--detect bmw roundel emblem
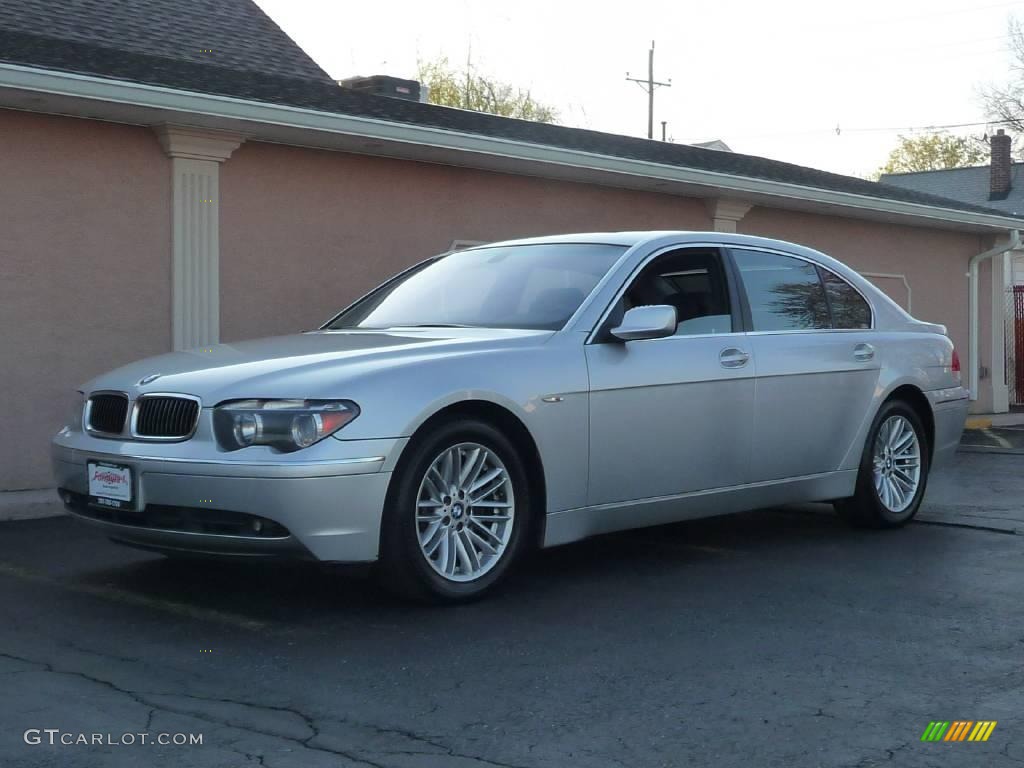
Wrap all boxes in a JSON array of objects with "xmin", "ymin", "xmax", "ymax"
[{"xmin": 138, "ymin": 374, "xmax": 162, "ymax": 386}]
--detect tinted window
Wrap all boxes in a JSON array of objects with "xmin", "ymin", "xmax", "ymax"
[
  {"xmin": 621, "ymin": 249, "xmax": 732, "ymax": 336},
  {"xmin": 821, "ymin": 269, "xmax": 871, "ymax": 329},
  {"xmin": 327, "ymin": 243, "xmax": 625, "ymax": 331},
  {"xmin": 734, "ymin": 250, "xmax": 829, "ymax": 331}
]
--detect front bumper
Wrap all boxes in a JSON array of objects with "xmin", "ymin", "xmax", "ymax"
[{"xmin": 51, "ymin": 433, "xmax": 406, "ymax": 562}]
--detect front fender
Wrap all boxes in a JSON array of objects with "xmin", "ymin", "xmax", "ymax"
[{"xmin": 334, "ymin": 336, "xmax": 591, "ymax": 514}]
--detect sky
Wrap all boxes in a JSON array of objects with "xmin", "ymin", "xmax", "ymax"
[{"xmin": 255, "ymin": 0, "xmax": 1024, "ymax": 178}]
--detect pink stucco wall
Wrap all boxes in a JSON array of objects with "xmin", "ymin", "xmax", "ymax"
[
  {"xmin": 219, "ymin": 142, "xmax": 710, "ymax": 341},
  {"xmin": 1, "ymin": 121, "xmax": 1004, "ymax": 493},
  {"xmin": 0, "ymin": 110, "xmax": 171, "ymax": 490},
  {"xmin": 739, "ymin": 208, "xmax": 992, "ymax": 409},
  {"xmin": 740, "ymin": 208, "xmax": 984, "ymax": 353},
  {"xmin": 221, "ymin": 141, "xmax": 993, "ymax": 403}
]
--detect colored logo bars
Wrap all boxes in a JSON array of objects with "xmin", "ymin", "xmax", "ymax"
[{"xmin": 921, "ymin": 721, "xmax": 997, "ymax": 742}]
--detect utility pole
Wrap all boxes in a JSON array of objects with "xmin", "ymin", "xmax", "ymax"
[{"xmin": 626, "ymin": 41, "xmax": 671, "ymax": 139}]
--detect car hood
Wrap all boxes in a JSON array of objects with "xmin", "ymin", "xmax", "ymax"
[{"xmin": 84, "ymin": 328, "xmax": 553, "ymax": 403}]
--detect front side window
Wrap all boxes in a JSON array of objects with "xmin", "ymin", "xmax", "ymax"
[
  {"xmin": 820, "ymin": 269, "xmax": 872, "ymax": 329},
  {"xmin": 617, "ymin": 248, "xmax": 734, "ymax": 336},
  {"xmin": 734, "ymin": 250, "xmax": 830, "ymax": 332},
  {"xmin": 327, "ymin": 243, "xmax": 626, "ymax": 331}
]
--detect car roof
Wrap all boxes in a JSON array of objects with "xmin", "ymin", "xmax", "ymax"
[{"xmin": 471, "ymin": 231, "xmax": 822, "ymax": 252}]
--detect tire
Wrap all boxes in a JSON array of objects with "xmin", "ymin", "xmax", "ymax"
[
  {"xmin": 377, "ymin": 417, "xmax": 531, "ymax": 603},
  {"xmin": 835, "ymin": 399, "xmax": 930, "ymax": 529}
]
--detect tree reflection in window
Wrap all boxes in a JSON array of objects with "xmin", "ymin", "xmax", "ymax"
[
  {"xmin": 735, "ymin": 250, "xmax": 830, "ymax": 331},
  {"xmin": 820, "ymin": 269, "xmax": 871, "ymax": 329}
]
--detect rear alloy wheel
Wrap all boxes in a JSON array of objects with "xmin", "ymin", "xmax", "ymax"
[
  {"xmin": 871, "ymin": 415, "xmax": 922, "ymax": 514},
  {"xmin": 379, "ymin": 419, "xmax": 530, "ymax": 602},
  {"xmin": 836, "ymin": 400, "xmax": 930, "ymax": 528}
]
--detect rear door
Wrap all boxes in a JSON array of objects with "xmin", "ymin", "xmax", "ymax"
[{"xmin": 730, "ymin": 247, "xmax": 880, "ymax": 482}]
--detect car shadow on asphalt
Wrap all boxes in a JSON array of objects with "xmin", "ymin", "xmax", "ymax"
[{"xmin": 52, "ymin": 504, "xmax": 893, "ymax": 628}]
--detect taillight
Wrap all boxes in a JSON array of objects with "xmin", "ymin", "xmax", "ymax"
[{"xmin": 951, "ymin": 348, "xmax": 961, "ymax": 374}]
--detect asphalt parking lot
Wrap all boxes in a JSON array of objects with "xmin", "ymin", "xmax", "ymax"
[{"xmin": 1, "ymin": 450, "xmax": 1022, "ymax": 768}]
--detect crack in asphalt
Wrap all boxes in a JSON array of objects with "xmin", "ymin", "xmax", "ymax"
[
  {"xmin": 839, "ymin": 741, "xmax": 910, "ymax": 768},
  {"xmin": 913, "ymin": 518, "xmax": 1019, "ymax": 535},
  {"xmin": 1003, "ymin": 741, "xmax": 1024, "ymax": 764},
  {"xmin": 0, "ymin": 650, "xmax": 534, "ymax": 768}
]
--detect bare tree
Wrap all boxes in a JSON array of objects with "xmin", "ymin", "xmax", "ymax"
[{"xmin": 982, "ymin": 18, "xmax": 1024, "ymax": 138}]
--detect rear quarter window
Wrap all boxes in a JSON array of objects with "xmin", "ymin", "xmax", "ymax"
[{"xmin": 820, "ymin": 269, "xmax": 872, "ymax": 329}]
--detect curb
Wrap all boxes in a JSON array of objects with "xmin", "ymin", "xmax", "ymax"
[
  {"xmin": 964, "ymin": 416, "xmax": 993, "ymax": 430},
  {"xmin": 958, "ymin": 444, "xmax": 1024, "ymax": 456},
  {"xmin": 0, "ymin": 489, "xmax": 66, "ymax": 522}
]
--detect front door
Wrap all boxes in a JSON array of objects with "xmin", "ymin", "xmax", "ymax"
[
  {"xmin": 586, "ymin": 247, "xmax": 755, "ymax": 506},
  {"xmin": 730, "ymin": 247, "xmax": 881, "ymax": 481}
]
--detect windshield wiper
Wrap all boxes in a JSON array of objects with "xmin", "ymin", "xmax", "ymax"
[{"xmin": 398, "ymin": 323, "xmax": 477, "ymax": 328}]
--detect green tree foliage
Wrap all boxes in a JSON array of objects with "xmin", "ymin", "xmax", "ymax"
[
  {"xmin": 875, "ymin": 132, "xmax": 987, "ymax": 177},
  {"xmin": 417, "ymin": 57, "xmax": 557, "ymax": 123}
]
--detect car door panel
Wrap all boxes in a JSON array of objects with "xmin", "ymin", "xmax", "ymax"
[
  {"xmin": 728, "ymin": 246, "xmax": 882, "ymax": 483},
  {"xmin": 586, "ymin": 335, "xmax": 755, "ymax": 506},
  {"xmin": 747, "ymin": 332, "xmax": 880, "ymax": 480}
]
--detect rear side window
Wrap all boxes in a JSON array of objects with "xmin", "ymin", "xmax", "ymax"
[
  {"xmin": 733, "ymin": 250, "xmax": 830, "ymax": 331},
  {"xmin": 820, "ymin": 269, "xmax": 871, "ymax": 329}
]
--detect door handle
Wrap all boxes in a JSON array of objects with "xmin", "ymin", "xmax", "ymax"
[
  {"xmin": 853, "ymin": 343, "xmax": 875, "ymax": 362},
  {"xmin": 719, "ymin": 347, "xmax": 750, "ymax": 368}
]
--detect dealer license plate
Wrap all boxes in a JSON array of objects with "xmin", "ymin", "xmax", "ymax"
[{"xmin": 87, "ymin": 461, "xmax": 133, "ymax": 509}]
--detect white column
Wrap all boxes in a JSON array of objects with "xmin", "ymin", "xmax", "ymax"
[
  {"xmin": 704, "ymin": 198, "xmax": 753, "ymax": 233},
  {"xmin": 155, "ymin": 126, "xmax": 244, "ymax": 351},
  {"xmin": 991, "ymin": 250, "xmax": 1014, "ymax": 413}
]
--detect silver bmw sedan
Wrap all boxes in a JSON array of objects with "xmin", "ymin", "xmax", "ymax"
[{"xmin": 52, "ymin": 232, "xmax": 969, "ymax": 601}]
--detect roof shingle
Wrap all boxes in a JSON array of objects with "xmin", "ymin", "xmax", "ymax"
[
  {"xmin": 881, "ymin": 164, "xmax": 1024, "ymax": 217},
  {"xmin": 0, "ymin": 0, "xmax": 331, "ymax": 81},
  {"xmin": 1, "ymin": 5, "xmax": 1022, "ymax": 223}
]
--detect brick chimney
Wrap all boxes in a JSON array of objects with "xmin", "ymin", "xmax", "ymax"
[{"xmin": 990, "ymin": 128, "xmax": 1012, "ymax": 199}]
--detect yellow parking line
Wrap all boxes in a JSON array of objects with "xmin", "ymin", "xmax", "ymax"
[{"xmin": 0, "ymin": 561, "xmax": 268, "ymax": 632}]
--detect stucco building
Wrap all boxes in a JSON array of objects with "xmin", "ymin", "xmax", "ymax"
[{"xmin": 2, "ymin": 0, "xmax": 1023, "ymax": 492}]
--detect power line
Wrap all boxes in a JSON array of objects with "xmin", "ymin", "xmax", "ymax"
[
  {"xmin": 689, "ymin": 118, "xmax": 1011, "ymax": 144},
  {"xmin": 859, "ymin": 0, "xmax": 1024, "ymax": 26},
  {"xmin": 626, "ymin": 41, "xmax": 671, "ymax": 140},
  {"xmin": 838, "ymin": 119, "xmax": 1007, "ymax": 135}
]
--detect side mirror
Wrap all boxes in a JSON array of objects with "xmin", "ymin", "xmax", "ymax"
[{"xmin": 610, "ymin": 305, "xmax": 677, "ymax": 342}]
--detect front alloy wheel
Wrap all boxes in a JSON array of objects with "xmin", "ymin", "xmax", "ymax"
[
  {"xmin": 415, "ymin": 443, "xmax": 515, "ymax": 582},
  {"xmin": 379, "ymin": 418, "xmax": 530, "ymax": 602}
]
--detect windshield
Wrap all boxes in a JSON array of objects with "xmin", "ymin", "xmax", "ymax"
[{"xmin": 326, "ymin": 243, "xmax": 626, "ymax": 331}]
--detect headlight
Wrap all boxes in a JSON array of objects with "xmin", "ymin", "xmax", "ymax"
[{"xmin": 213, "ymin": 399, "xmax": 359, "ymax": 452}]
